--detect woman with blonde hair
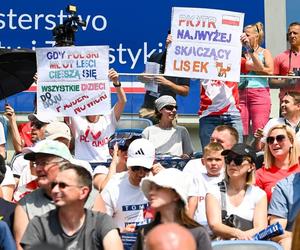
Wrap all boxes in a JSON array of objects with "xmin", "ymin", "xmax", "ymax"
[
  {"xmin": 256, "ymin": 124, "xmax": 300, "ymax": 202},
  {"xmin": 240, "ymin": 22, "xmax": 274, "ymax": 144},
  {"xmin": 206, "ymin": 143, "xmax": 267, "ymax": 240}
]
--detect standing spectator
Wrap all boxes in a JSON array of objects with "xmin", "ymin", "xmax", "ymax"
[
  {"xmin": 268, "ymin": 172, "xmax": 300, "ymax": 250},
  {"xmin": 255, "ymin": 124, "xmax": 300, "ymax": 202},
  {"xmin": 142, "ymin": 95, "xmax": 194, "ymax": 158},
  {"xmin": 206, "ymin": 143, "xmax": 267, "ymax": 240},
  {"xmin": 101, "ymin": 138, "xmax": 155, "ymax": 232},
  {"xmin": 66, "ymin": 69, "xmax": 126, "ymax": 165},
  {"xmin": 139, "ymin": 33, "xmax": 190, "ymax": 123},
  {"xmin": 21, "ymin": 163, "xmax": 123, "ymax": 250},
  {"xmin": 240, "ymin": 22, "xmax": 273, "ymax": 143},
  {"xmin": 134, "ymin": 168, "xmax": 212, "ymax": 250},
  {"xmin": 270, "ymin": 22, "xmax": 300, "ymax": 100}
]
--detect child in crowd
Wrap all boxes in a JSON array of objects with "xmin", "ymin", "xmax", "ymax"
[{"xmin": 187, "ymin": 142, "xmax": 225, "ymax": 232}]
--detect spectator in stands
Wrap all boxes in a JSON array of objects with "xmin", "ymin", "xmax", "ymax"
[
  {"xmin": 270, "ymin": 22, "xmax": 300, "ymax": 100},
  {"xmin": 0, "ymin": 154, "xmax": 16, "ymax": 201},
  {"xmin": 12, "ymin": 121, "xmax": 72, "ymax": 202},
  {"xmin": 145, "ymin": 223, "xmax": 197, "ymax": 250},
  {"xmin": 255, "ymin": 91, "xmax": 300, "ymax": 149},
  {"xmin": 66, "ymin": 69, "xmax": 126, "ymax": 166},
  {"xmin": 268, "ymin": 172, "xmax": 300, "ymax": 250},
  {"xmin": 142, "ymin": 95, "xmax": 194, "ymax": 158},
  {"xmin": 21, "ymin": 163, "xmax": 123, "ymax": 250},
  {"xmin": 101, "ymin": 138, "xmax": 155, "ymax": 232},
  {"xmin": 256, "ymin": 124, "xmax": 300, "ymax": 202},
  {"xmin": 139, "ymin": 33, "xmax": 190, "ymax": 123},
  {"xmin": 292, "ymin": 212, "xmax": 300, "ymax": 250},
  {"xmin": 13, "ymin": 140, "xmax": 105, "ymax": 250},
  {"xmin": 134, "ymin": 168, "xmax": 212, "ymax": 250},
  {"xmin": 240, "ymin": 22, "xmax": 273, "ymax": 144},
  {"xmin": 0, "ymin": 221, "xmax": 17, "ymax": 250},
  {"xmin": 206, "ymin": 143, "xmax": 267, "ymax": 240},
  {"xmin": 187, "ymin": 142, "xmax": 225, "ymax": 234},
  {"xmin": 184, "ymin": 125, "xmax": 238, "ymax": 177},
  {"xmin": 93, "ymin": 132, "xmax": 141, "ymax": 191}
]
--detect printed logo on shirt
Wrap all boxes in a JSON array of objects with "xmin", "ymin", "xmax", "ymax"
[
  {"xmin": 122, "ymin": 203, "xmax": 148, "ymax": 211},
  {"xmin": 79, "ymin": 126, "xmax": 109, "ymax": 147},
  {"xmin": 135, "ymin": 148, "xmax": 145, "ymax": 155}
]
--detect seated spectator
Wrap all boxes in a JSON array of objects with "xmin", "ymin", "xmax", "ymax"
[
  {"xmin": 268, "ymin": 172, "xmax": 300, "ymax": 249},
  {"xmin": 93, "ymin": 132, "xmax": 141, "ymax": 191},
  {"xmin": 145, "ymin": 223, "xmax": 196, "ymax": 250},
  {"xmin": 206, "ymin": 143, "xmax": 267, "ymax": 240},
  {"xmin": 239, "ymin": 22, "xmax": 273, "ymax": 144},
  {"xmin": 142, "ymin": 95, "xmax": 194, "ymax": 158},
  {"xmin": 255, "ymin": 91, "xmax": 300, "ymax": 150},
  {"xmin": 134, "ymin": 168, "xmax": 212, "ymax": 250},
  {"xmin": 21, "ymin": 163, "xmax": 123, "ymax": 250},
  {"xmin": 101, "ymin": 138, "xmax": 155, "ymax": 232},
  {"xmin": 187, "ymin": 142, "xmax": 225, "ymax": 234},
  {"xmin": 256, "ymin": 124, "xmax": 300, "ymax": 202},
  {"xmin": 14, "ymin": 140, "xmax": 105, "ymax": 250},
  {"xmin": 292, "ymin": 212, "xmax": 300, "ymax": 250},
  {"xmin": 66, "ymin": 69, "xmax": 126, "ymax": 165},
  {"xmin": 0, "ymin": 155, "xmax": 16, "ymax": 201}
]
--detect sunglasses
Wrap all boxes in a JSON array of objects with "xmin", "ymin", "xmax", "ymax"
[
  {"xmin": 225, "ymin": 154, "xmax": 246, "ymax": 166},
  {"xmin": 50, "ymin": 181, "xmax": 82, "ymax": 190},
  {"xmin": 31, "ymin": 120, "xmax": 46, "ymax": 129},
  {"xmin": 266, "ymin": 134, "xmax": 286, "ymax": 145},
  {"xmin": 131, "ymin": 166, "xmax": 151, "ymax": 173},
  {"xmin": 164, "ymin": 105, "xmax": 177, "ymax": 111}
]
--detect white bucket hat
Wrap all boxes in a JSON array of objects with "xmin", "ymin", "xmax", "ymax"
[
  {"xmin": 127, "ymin": 138, "xmax": 155, "ymax": 169},
  {"xmin": 141, "ymin": 168, "xmax": 188, "ymax": 205}
]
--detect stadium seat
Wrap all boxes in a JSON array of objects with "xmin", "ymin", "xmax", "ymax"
[{"xmin": 212, "ymin": 240, "xmax": 283, "ymax": 250}]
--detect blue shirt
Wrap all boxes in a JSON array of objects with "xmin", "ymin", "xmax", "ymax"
[{"xmin": 268, "ymin": 173, "xmax": 300, "ymax": 231}]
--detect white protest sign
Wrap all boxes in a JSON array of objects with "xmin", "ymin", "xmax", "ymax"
[
  {"xmin": 36, "ymin": 46, "xmax": 111, "ymax": 117},
  {"xmin": 165, "ymin": 7, "xmax": 244, "ymax": 82}
]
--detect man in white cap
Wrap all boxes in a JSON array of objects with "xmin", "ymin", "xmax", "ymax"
[
  {"xmin": 13, "ymin": 140, "xmax": 103, "ymax": 250},
  {"xmin": 101, "ymin": 138, "xmax": 155, "ymax": 232}
]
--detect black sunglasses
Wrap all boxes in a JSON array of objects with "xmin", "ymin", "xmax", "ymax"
[
  {"xmin": 164, "ymin": 105, "xmax": 177, "ymax": 111},
  {"xmin": 266, "ymin": 134, "xmax": 286, "ymax": 145},
  {"xmin": 225, "ymin": 154, "xmax": 246, "ymax": 166},
  {"xmin": 51, "ymin": 181, "xmax": 82, "ymax": 190},
  {"xmin": 131, "ymin": 166, "xmax": 151, "ymax": 173}
]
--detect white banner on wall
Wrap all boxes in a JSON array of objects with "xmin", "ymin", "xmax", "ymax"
[
  {"xmin": 165, "ymin": 7, "xmax": 244, "ymax": 82},
  {"xmin": 36, "ymin": 45, "xmax": 111, "ymax": 117}
]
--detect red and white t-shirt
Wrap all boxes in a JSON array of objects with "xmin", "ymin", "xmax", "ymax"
[
  {"xmin": 274, "ymin": 50, "xmax": 300, "ymax": 99},
  {"xmin": 70, "ymin": 109, "xmax": 117, "ymax": 163},
  {"xmin": 198, "ymin": 80, "xmax": 240, "ymax": 118}
]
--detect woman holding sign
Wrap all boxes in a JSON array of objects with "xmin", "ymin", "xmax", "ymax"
[
  {"xmin": 66, "ymin": 68, "xmax": 127, "ymax": 165},
  {"xmin": 240, "ymin": 22, "xmax": 274, "ymax": 147}
]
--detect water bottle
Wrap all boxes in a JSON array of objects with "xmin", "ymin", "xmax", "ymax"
[{"xmin": 253, "ymin": 222, "xmax": 284, "ymax": 240}]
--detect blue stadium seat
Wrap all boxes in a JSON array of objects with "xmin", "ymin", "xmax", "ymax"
[
  {"xmin": 212, "ymin": 240, "xmax": 283, "ymax": 250},
  {"xmin": 116, "ymin": 118, "xmax": 152, "ymax": 134}
]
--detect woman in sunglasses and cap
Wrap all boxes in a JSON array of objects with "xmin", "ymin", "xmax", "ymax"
[
  {"xmin": 206, "ymin": 143, "xmax": 267, "ymax": 240},
  {"xmin": 134, "ymin": 168, "xmax": 211, "ymax": 250},
  {"xmin": 142, "ymin": 95, "xmax": 194, "ymax": 159},
  {"xmin": 256, "ymin": 124, "xmax": 300, "ymax": 202}
]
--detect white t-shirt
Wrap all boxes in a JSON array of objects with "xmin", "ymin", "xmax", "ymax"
[
  {"xmin": 1, "ymin": 165, "xmax": 15, "ymax": 186},
  {"xmin": 101, "ymin": 172, "xmax": 150, "ymax": 229},
  {"xmin": 11, "ymin": 154, "xmax": 29, "ymax": 177},
  {"xmin": 69, "ymin": 109, "xmax": 117, "ymax": 163},
  {"xmin": 0, "ymin": 122, "xmax": 6, "ymax": 145},
  {"xmin": 191, "ymin": 173, "xmax": 224, "ymax": 226},
  {"xmin": 142, "ymin": 125, "xmax": 194, "ymax": 156},
  {"xmin": 207, "ymin": 184, "xmax": 266, "ymax": 221},
  {"xmin": 183, "ymin": 158, "xmax": 207, "ymax": 177}
]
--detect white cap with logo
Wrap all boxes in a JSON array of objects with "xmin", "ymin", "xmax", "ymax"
[{"xmin": 127, "ymin": 138, "xmax": 155, "ymax": 169}]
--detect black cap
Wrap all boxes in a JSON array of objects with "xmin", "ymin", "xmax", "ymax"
[{"xmin": 222, "ymin": 143, "xmax": 257, "ymax": 163}]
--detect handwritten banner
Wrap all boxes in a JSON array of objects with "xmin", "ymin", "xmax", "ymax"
[
  {"xmin": 165, "ymin": 7, "xmax": 244, "ymax": 82},
  {"xmin": 36, "ymin": 46, "xmax": 111, "ymax": 117}
]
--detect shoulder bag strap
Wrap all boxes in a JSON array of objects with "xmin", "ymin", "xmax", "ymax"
[{"xmin": 218, "ymin": 180, "xmax": 228, "ymax": 220}]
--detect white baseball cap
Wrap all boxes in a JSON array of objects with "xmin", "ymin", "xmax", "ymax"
[
  {"xmin": 23, "ymin": 139, "xmax": 73, "ymax": 162},
  {"xmin": 127, "ymin": 138, "xmax": 155, "ymax": 169},
  {"xmin": 28, "ymin": 113, "xmax": 57, "ymax": 124},
  {"xmin": 141, "ymin": 168, "xmax": 189, "ymax": 205},
  {"xmin": 44, "ymin": 122, "xmax": 71, "ymax": 141}
]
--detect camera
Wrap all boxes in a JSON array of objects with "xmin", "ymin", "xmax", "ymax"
[{"xmin": 52, "ymin": 5, "xmax": 86, "ymax": 46}]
